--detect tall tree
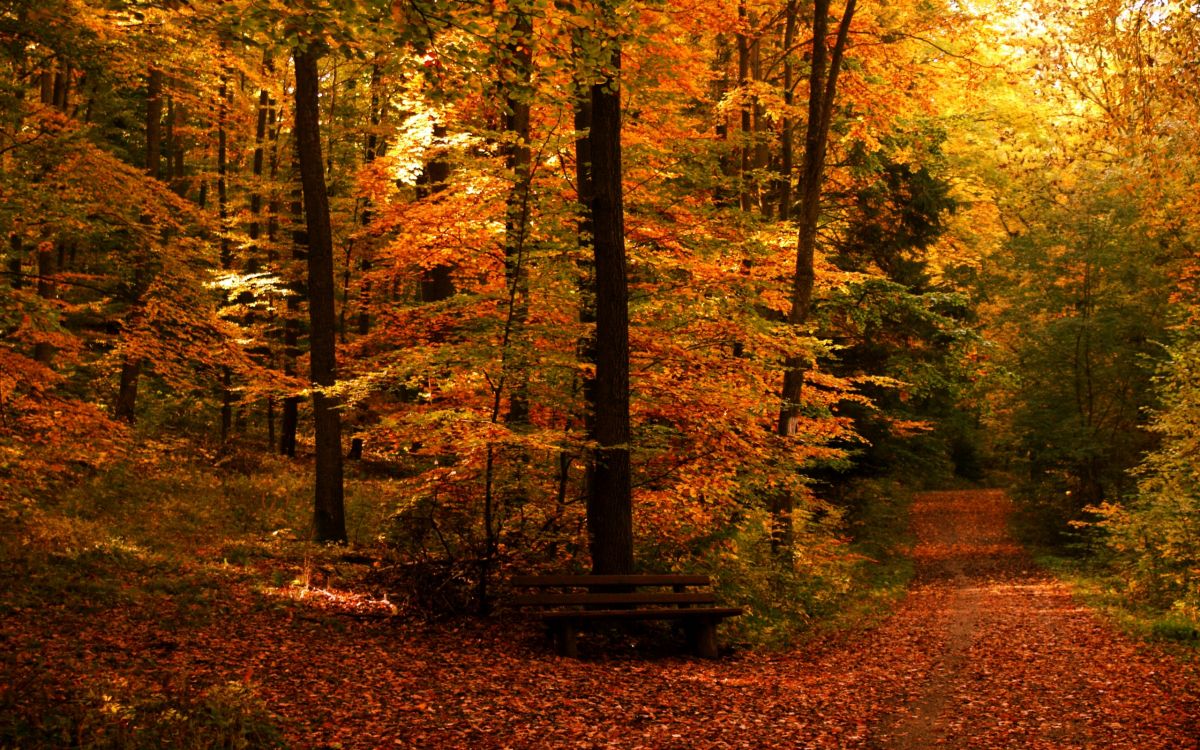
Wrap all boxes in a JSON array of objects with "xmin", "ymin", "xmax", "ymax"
[
  {"xmin": 293, "ymin": 43, "xmax": 347, "ymax": 543},
  {"xmin": 586, "ymin": 7, "xmax": 634, "ymax": 575},
  {"xmin": 773, "ymin": 0, "xmax": 856, "ymax": 549}
]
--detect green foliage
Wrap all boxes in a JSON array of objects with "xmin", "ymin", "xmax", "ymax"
[
  {"xmin": 1093, "ymin": 334, "xmax": 1200, "ymax": 621},
  {"xmin": 1034, "ymin": 551, "xmax": 1200, "ymax": 651},
  {"xmin": 693, "ymin": 480, "xmax": 914, "ymax": 648},
  {"xmin": 984, "ymin": 169, "xmax": 1170, "ymax": 537}
]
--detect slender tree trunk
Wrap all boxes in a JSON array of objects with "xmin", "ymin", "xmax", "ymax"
[
  {"xmin": 7, "ymin": 235, "xmax": 22, "ymax": 290},
  {"xmin": 478, "ymin": 2, "xmax": 537, "ymax": 616},
  {"xmin": 751, "ymin": 27, "xmax": 770, "ymax": 218},
  {"xmin": 778, "ymin": 0, "xmax": 798, "ymax": 220},
  {"xmin": 170, "ymin": 101, "xmax": 188, "ymax": 196},
  {"xmin": 569, "ymin": 29, "xmax": 600, "ymax": 539},
  {"xmin": 356, "ymin": 58, "xmax": 383, "ymax": 336},
  {"xmin": 32, "ymin": 243, "xmax": 55, "ymax": 364},
  {"xmin": 217, "ymin": 67, "xmax": 235, "ymax": 441},
  {"xmin": 587, "ymin": 34, "xmax": 634, "ymax": 576},
  {"xmin": 502, "ymin": 5, "xmax": 534, "ymax": 426},
  {"xmin": 712, "ymin": 35, "xmax": 736, "ymax": 207},
  {"xmin": 146, "ymin": 69, "xmax": 163, "ymax": 179},
  {"xmin": 417, "ymin": 125, "xmax": 454, "ymax": 302},
  {"xmin": 265, "ymin": 73, "xmax": 283, "ymax": 450},
  {"xmin": 773, "ymin": 0, "xmax": 856, "ymax": 551},
  {"xmin": 114, "ymin": 65, "xmax": 162, "ymax": 420},
  {"xmin": 736, "ymin": 2, "xmax": 753, "ymax": 212},
  {"xmin": 294, "ymin": 44, "xmax": 347, "ymax": 544},
  {"xmin": 279, "ymin": 152, "xmax": 305, "ymax": 458}
]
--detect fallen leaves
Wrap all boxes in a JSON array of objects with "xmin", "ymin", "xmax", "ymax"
[{"xmin": 2, "ymin": 489, "xmax": 1198, "ymax": 748}]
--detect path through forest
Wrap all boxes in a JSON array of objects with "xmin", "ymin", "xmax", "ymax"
[
  {"xmin": 870, "ymin": 489, "xmax": 1200, "ymax": 748},
  {"xmin": 5, "ymin": 490, "xmax": 1199, "ymax": 748}
]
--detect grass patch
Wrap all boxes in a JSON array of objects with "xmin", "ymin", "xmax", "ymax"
[{"xmin": 0, "ymin": 677, "xmax": 288, "ymax": 750}]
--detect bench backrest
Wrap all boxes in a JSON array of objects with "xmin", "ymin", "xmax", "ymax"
[
  {"xmin": 512, "ymin": 574, "xmax": 718, "ymax": 609},
  {"xmin": 511, "ymin": 574, "xmax": 710, "ymax": 588}
]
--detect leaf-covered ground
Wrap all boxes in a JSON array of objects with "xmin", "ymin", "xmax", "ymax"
[{"xmin": 3, "ymin": 489, "xmax": 1198, "ymax": 748}]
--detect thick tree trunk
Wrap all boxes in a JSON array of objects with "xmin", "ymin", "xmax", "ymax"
[
  {"xmin": 587, "ymin": 40, "xmax": 634, "ymax": 576},
  {"xmin": 293, "ymin": 44, "xmax": 347, "ymax": 544}
]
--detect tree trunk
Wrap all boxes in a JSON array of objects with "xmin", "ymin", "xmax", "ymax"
[
  {"xmin": 113, "ymin": 64, "xmax": 162, "ymax": 418},
  {"xmin": 217, "ymin": 66, "xmax": 235, "ymax": 442},
  {"xmin": 773, "ymin": 0, "xmax": 856, "ymax": 551},
  {"xmin": 145, "ymin": 68, "xmax": 162, "ymax": 178},
  {"xmin": 279, "ymin": 157, "xmax": 304, "ymax": 458},
  {"xmin": 778, "ymin": 0, "xmax": 798, "ymax": 220},
  {"xmin": 417, "ymin": 124, "xmax": 454, "ymax": 302},
  {"xmin": 587, "ymin": 36, "xmax": 634, "ymax": 576},
  {"xmin": 736, "ymin": 2, "xmax": 753, "ymax": 213},
  {"xmin": 32, "ymin": 243, "xmax": 55, "ymax": 364},
  {"xmin": 293, "ymin": 44, "xmax": 347, "ymax": 544},
  {"xmin": 7, "ymin": 235, "xmax": 22, "ymax": 289},
  {"xmin": 502, "ymin": 5, "xmax": 534, "ymax": 426},
  {"xmin": 356, "ymin": 58, "xmax": 383, "ymax": 336}
]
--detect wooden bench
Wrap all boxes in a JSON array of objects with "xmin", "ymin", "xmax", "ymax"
[{"xmin": 511, "ymin": 574, "xmax": 742, "ymax": 658}]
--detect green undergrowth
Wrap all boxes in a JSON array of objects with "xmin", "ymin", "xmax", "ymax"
[
  {"xmin": 1009, "ymin": 494, "xmax": 1199, "ymax": 654},
  {"xmin": 0, "ymin": 451, "xmax": 366, "ymax": 748},
  {"xmin": 1034, "ymin": 552, "xmax": 1200, "ymax": 656},
  {"xmin": 0, "ymin": 677, "xmax": 288, "ymax": 750},
  {"xmin": 713, "ymin": 480, "xmax": 916, "ymax": 650}
]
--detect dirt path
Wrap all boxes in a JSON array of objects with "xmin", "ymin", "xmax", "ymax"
[
  {"xmin": 870, "ymin": 489, "xmax": 1200, "ymax": 749},
  {"xmin": 4, "ymin": 490, "xmax": 1199, "ymax": 748}
]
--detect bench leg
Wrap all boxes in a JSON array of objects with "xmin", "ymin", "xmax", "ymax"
[
  {"xmin": 688, "ymin": 620, "xmax": 719, "ymax": 659},
  {"xmin": 552, "ymin": 621, "xmax": 578, "ymax": 658}
]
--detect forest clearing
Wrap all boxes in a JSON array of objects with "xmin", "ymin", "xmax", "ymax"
[{"xmin": 4, "ymin": 0, "xmax": 1200, "ymax": 746}]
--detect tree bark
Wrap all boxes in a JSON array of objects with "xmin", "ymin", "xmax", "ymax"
[
  {"xmin": 294, "ymin": 44, "xmax": 347, "ymax": 543},
  {"xmin": 217, "ymin": 66, "xmax": 235, "ymax": 442},
  {"xmin": 773, "ymin": 0, "xmax": 856, "ymax": 551},
  {"xmin": 279, "ymin": 151, "xmax": 305, "ymax": 458},
  {"xmin": 113, "ymin": 64, "xmax": 162, "ymax": 419},
  {"xmin": 736, "ymin": 2, "xmax": 753, "ymax": 212},
  {"xmin": 145, "ymin": 68, "xmax": 162, "ymax": 178},
  {"xmin": 778, "ymin": 0, "xmax": 798, "ymax": 220},
  {"xmin": 502, "ymin": 4, "xmax": 534, "ymax": 426},
  {"xmin": 586, "ymin": 36, "xmax": 634, "ymax": 576},
  {"xmin": 417, "ymin": 125, "xmax": 454, "ymax": 302},
  {"xmin": 32, "ymin": 243, "xmax": 55, "ymax": 364}
]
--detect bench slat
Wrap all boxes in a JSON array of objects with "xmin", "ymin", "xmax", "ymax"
[
  {"xmin": 511, "ymin": 574, "xmax": 710, "ymax": 587},
  {"xmin": 513, "ymin": 592, "xmax": 717, "ymax": 607},
  {"xmin": 537, "ymin": 606, "xmax": 743, "ymax": 621}
]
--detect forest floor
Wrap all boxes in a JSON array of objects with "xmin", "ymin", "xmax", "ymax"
[{"xmin": 4, "ymin": 489, "xmax": 1200, "ymax": 748}]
